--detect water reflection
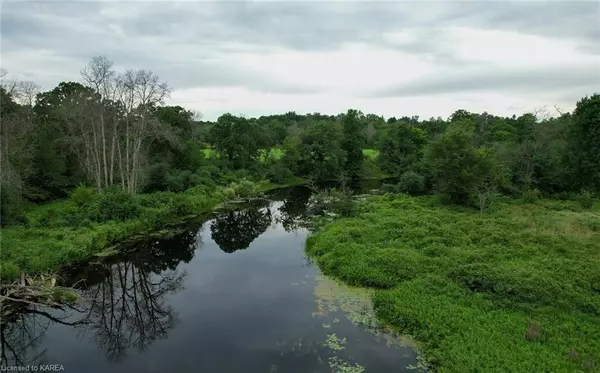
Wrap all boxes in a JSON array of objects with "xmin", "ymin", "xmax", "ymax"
[
  {"xmin": 0, "ymin": 230, "xmax": 198, "ymax": 367},
  {"xmin": 275, "ymin": 187, "xmax": 311, "ymax": 233},
  {"xmin": 0, "ymin": 184, "xmax": 418, "ymax": 373},
  {"xmin": 75, "ymin": 232, "xmax": 198, "ymax": 362},
  {"xmin": 210, "ymin": 207, "xmax": 272, "ymax": 253},
  {"xmin": 0, "ymin": 304, "xmax": 87, "ymax": 366}
]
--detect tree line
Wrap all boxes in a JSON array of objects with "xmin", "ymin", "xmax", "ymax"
[{"xmin": 1, "ymin": 56, "xmax": 598, "ymax": 225}]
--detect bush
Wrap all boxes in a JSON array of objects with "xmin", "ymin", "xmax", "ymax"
[
  {"xmin": 166, "ymin": 170, "xmax": 196, "ymax": 192},
  {"xmin": 266, "ymin": 162, "xmax": 294, "ymax": 184},
  {"xmin": 165, "ymin": 194, "xmax": 195, "ymax": 217},
  {"xmin": 137, "ymin": 192, "xmax": 177, "ymax": 208},
  {"xmin": 143, "ymin": 162, "xmax": 170, "ymax": 192},
  {"xmin": 577, "ymin": 190, "xmax": 595, "ymax": 209},
  {"xmin": 94, "ymin": 189, "xmax": 141, "ymax": 222},
  {"xmin": 522, "ymin": 188, "xmax": 541, "ymax": 203},
  {"xmin": 70, "ymin": 184, "xmax": 98, "ymax": 207},
  {"xmin": 228, "ymin": 178, "xmax": 260, "ymax": 197},
  {"xmin": 381, "ymin": 183, "xmax": 400, "ymax": 193},
  {"xmin": 398, "ymin": 171, "xmax": 426, "ymax": 195},
  {"xmin": 0, "ymin": 186, "xmax": 26, "ymax": 226},
  {"xmin": 361, "ymin": 157, "xmax": 386, "ymax": 179}
]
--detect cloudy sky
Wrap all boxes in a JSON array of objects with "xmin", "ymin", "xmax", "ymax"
[{"xmin": 1, "ymin": 1, "xmax": 599, "ymax": 120}]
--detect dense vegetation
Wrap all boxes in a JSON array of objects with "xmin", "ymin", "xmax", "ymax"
[
  {"xmin": 307, "ymin": 195, "xmax": 600, "ymax": 373},
  {"xmin": 1, "ymin": 55, "xmax": 599, "ymax": 371}
]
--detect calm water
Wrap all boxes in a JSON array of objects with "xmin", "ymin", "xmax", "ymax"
[{"xmin": 1, "ymin": 185, "xmax": 422, "ymax": 373}]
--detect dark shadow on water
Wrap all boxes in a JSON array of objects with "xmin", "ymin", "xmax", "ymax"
[
  {"xmin": 210, "ymin": 207, "xmax": 272, "ymax": 254},
  {"xmin": 1, "ymin": 231, "xmax": 196, "ymax": 367}
]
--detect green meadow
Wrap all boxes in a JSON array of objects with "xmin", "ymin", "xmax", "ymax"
[{"xmin": 306, "ymin": 194, "xmax": 600, "ymax": 373}]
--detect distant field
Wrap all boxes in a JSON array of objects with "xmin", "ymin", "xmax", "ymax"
[
  {"xmin": 202, "ymin": 148, "xmax": 379, "ymax": 161},
  {"xmin": 362, "ymin": 149, "xmax": 379, "ymax": 159}
]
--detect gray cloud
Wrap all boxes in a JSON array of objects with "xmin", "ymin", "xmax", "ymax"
[
  {"xmin": 370, "ymin": 64, "xmax": 600, "ymax": 97},
  {"xmin": 1, "ymin": 1, "xmax": 598, "ymax": 100}
]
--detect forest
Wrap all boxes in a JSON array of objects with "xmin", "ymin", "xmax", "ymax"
[{"xmin": 1, "ymin": 56, "xmax": 599, "ymax": 372}]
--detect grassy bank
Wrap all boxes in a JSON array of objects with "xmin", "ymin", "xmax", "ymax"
[
  {"xmin": 306, "ymin": 194, "xmax": 600, "ymax": 373},
  {"xmin": 0, "ymin": 178, "xmax": 303, "ymax": 283}
]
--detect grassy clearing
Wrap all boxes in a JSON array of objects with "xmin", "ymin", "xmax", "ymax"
[
  {"xmin": 0, "ymin": 179, "xmax": 289, "ymax": 283},
  {"xmin": 361, "ymin": 148, "xmax": 379, "ymax": 159},
  {"xmin": 306, "ymin": 194, "xmax": 600, "ymax": 373},
  {"xmin": 201, "ymin": 148, "xmax": 379, "ymax": 161}
]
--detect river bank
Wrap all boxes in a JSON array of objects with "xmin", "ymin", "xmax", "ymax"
[
  {"xmin": 306, "ymin": 193, "xmax": 600, "ymax": 372},
  {"xmin": 0, "ymin": 185, "xmax": 422, "ymax": 372},
  {"xmin": 0, "ymin": 178, "xmax": 304, "ymax": 283}
]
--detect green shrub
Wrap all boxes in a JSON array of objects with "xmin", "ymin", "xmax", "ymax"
[
  {"xmin": 184, "ymin": 184, "xmax": 211, "ymax": 196},
  {"xmin": 143, "ymin": 162, "xmax": 170, "ymax": 192},
  {"xmin": 231, "ymin": 178, "xmax": 260, "ymax": 197},
  {"xmin": 522, "ymin": 188, "xmax": 541, "ymax": 203},
  {"xmin": 165, "ymin": 170, "xmax": 200, "ymax": 192},
  {"xmin": 398, "ymin": 171, "xmax": 426, "ymax": 195},
  {"xmin": 70, "ymin": 184, "xmax": 98, "ymax": 207},
  {"xmin": 0, "ymin": 184, "xmax": 26, "ymax": 226},
  {"xmin": 361, "ymin": 157, "xmax": 386, "ymax": 179},
  {"xmin": 266, "ymin": 162, "xmax": 294, "ymax": 184},
  {"xmin": 381, "ymin": 183, "xmax": 401, "ymax": 194},
  {"xmin": 578, "ymin": 190, "xmax": 595, "ymax": 209},
  {"xmin": 94, "ymin": 189, "xmax": 141, "ymax": 222},
  {"xmin": 137, "ymin": 192, "xmax": 177, "ymax": 208},
  {"xmin": 0, "ymin": 261, "xmax": 21, "ymax": 283},
  {"xmin": 165, "ymin": 194, "xmax": 195, "ymax": 217}
]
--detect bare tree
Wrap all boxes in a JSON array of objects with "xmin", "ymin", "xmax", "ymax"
[
  {"xmin": 13, "ymin": 81, "xmax": 41, "ymax": 107},
  {"xmin": 81, "ymin": 57, "xmax": 116, "ymax": 188},
  {"xmin": 76, "ymin": 56, "xmax": 177, "ymax": 193},
  {"xmin": 117, "ymin": 68, "xmax": 173, "ymax": 194}
]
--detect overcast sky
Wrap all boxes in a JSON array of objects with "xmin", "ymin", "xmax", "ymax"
[{"xmin": 2, "ymin": 1, "xmax": 599, "ymax": 120}]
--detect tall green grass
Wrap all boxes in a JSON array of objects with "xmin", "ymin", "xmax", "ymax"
[{"xmin": 306, "ymin": 194, "xmax": 600, "ymax": 372}]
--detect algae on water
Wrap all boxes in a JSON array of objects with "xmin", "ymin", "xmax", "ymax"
[{"xmin": 313, "ymin": 274, "xmax": 419, "ymax": 350}]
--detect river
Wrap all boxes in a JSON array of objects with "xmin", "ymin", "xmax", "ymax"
[{"xmin": 0, "ymin": 185, "xmax": 424, "ymax": 373}]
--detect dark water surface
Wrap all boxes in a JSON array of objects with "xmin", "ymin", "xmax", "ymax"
[{"xmin": 1, "ymin": 185, "xmax": 422, "ymax": 373}]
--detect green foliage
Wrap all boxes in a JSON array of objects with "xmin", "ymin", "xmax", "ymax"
[
  {"xmin": 143, "ymin": 162, "xmax": 171, "ymax": 192},
  {"xmin": 341, "ymin": 109, "xmax": 366, "ymax": 179},
  {"xmin": 397, "ymin": 171, "xmax": 426, "ymax": 195},
  {"xmin": 165, "ymin": 194, "xmax": 195, "ymax": 217},
  {"xmin": 577, "ymin": 190, "xmax": 596, "ymax": 210},
  {"xmin": 522, "ymin": 188, "xmax": 542, "ymax": 203},
  {"xmin": 70, "ymin": 184, "xmax": 98, "ymax": 207},
  {"xmin": 265, "ymin": 160, "xmax": 294, "ymax": 184},
  {"xmin": 424, "ymin": 120, "xmax": 490, "ymax": 205},
  {"xmin": 227, "ymin": 178, "xmax": 260, "ymax": 197},
  {"xmin": 307, "ymin": 194, "xmax": 600, "ymax": 373},
  {"xmin": 0, "ymin": 184, "xmax": 26, "ymax": 226},
  {"xmin": 165, "ymin": 169, "xmax": 202, "ymax": 193},
  {"xmin": 295, "ymin": 121, "xmax": 346, "ymax": 182},
  {"xmin": 210, "ymin": 113, "xmax": 261, "ymax": 169},
  {"xmin": 95, "ymin": 189, "xmax": 141, "ymax": 222},
  {"xmin": 378, "ymin": 122, "xmax": 427, "ymax": 176},
  {"xmin": 572, "ymin": 94, "xmax": 600, "ymax": 190},
  {"xmin": 360, "ymin": 157, "xmax": 387, "ymax": 179}
]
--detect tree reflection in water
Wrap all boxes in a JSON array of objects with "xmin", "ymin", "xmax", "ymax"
[
  {"xmin": 210, "ymin": 206, "xmax": 273, "ymax": 253},
  {"xmin": 275, "ymin": 187, "xmax": 312, "ymax": 233},
  {"xmin": 0, "ymin": 303, "xmax": 88, "ymax": 367},
  {"xmin": 0, "ymin": 229, "xmax": 200, "ymax": 366}
]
